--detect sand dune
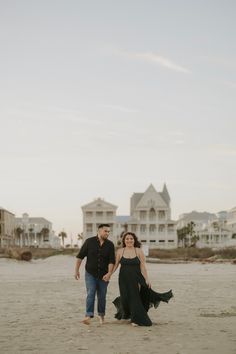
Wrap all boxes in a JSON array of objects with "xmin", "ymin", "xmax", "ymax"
[{"xmin": 0, "ymin": 255, "xmax": 236, "ymax": 354}]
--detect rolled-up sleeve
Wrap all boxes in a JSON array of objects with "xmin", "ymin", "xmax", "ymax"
[
  {"xmin": 109, "ymin": 243, "xmax": 115, "ymax": 264},
  {"xmin": 76, "ymin": 239, "xmax": 88, "ymax": 259}
]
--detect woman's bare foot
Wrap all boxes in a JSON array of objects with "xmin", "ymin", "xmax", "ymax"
[{"xmin": 131, "ymin": 322, "xmax": 138, "ymax": 327}]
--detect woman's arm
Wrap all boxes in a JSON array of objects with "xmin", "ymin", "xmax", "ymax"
[{"xmin": 138, "ymin": 249, "xmax": 151, "ymax": 287}]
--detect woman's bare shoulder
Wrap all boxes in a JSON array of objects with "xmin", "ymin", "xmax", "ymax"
[{"xmin": 136, "ymin": 247, "xmax": 144, "ymax": 257}]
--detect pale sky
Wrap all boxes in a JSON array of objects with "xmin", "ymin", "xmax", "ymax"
[{"xmin": 1, "ymin": 0, "xmax": 236, "ymax": 241}]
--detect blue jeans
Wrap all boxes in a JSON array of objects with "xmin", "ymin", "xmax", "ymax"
[{"xmin": 85, "ymin": 271, "xmax": 108, "ymax": 317}]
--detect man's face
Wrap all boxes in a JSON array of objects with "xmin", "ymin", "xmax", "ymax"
[{"xmin": 98, "ymin": 227, "xmax": 110, "ymax": 240}]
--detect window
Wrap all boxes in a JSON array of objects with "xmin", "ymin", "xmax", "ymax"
[
  {"xmin": 149, "ymin": 225, "xmax": 156, "ymax": 233},
  {"xmin": 140, "ymin": 211, "xmax": 146, "ymax": 220},
  {"xmin": 149, "ymin": 208, "xmax": 156, "ymax": 221},
  {"xmin": 150, "ymin": 240, "xmax": 156, "ymax": 243},
  {"xmin": 141, "ymin": 240, "xmax": 147, "ymax": 243},
  {"xmin": 158, "ymin": 225, "xmax": 165, "ymax": 232},
  {"xmin": 159, "ymin": 240, "xmax": 165, "ymax": 243},
  {"xmin": 86, "ymin": 224, "xmax": 93, "ymax": 232},
  {"xmin": 86, "ymin": 212, "xmax": 93, "ymax": 218},
  {"xmin": 140, "ymin": 225, "xmax": 146, "ymax": 233},
  {"xmin": 168, "ymin": 240, "xmax": 174, "ymax": 243},
  {"xmin": 159, "ymin": 211, "xmax": 165, "ymax": 219},
  {"xmin": 96, "ymin": 212, "xmax": 103, "ymax": 218}
]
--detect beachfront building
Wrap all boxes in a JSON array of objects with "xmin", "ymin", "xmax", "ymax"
[
  {"xmin": 0, "ymin": 207, "xmax": 15, "ymax": 247},
  {"xmin": 82, "ymin": 198, "xmax": 117, "ymax": 243},
  {"xmin": 177, "ymin": 211, "xmax": 216, "ymax": 231},
  {"xmin": 226, "ymin": 207, "xmax": 236, "ymax": 245},
  {"xmin": 115, "ymin": 184, "xmax": 177, "ymax": 249},
  {"xmin": 15, "ymin": 213, "xmax": 58, "ymax": 248},
  {"xmin": 177, "ymin": 210, "xmax": 235, "ymax": 248}
]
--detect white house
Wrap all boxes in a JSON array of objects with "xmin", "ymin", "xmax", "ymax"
[
  {"xmin": 225, "ymin": 207, "xmax": 236, "ymax": 246},
  {"xmin": 15, "ymin": 213, "xmax": 59, "ymax": 248},
  {"xmin": 81, "ymin": 198, "xmax": 118, "ymax": 243},
  {"xmin": 177, "ymin": 210, "xmax": 236, "ymax": 248},
  {"xmin": 115, "ymin": 184, "xmax": 177, "ymax": 249},
  {"xmin": 82, "ymin": 184, "xmax": 178, "ymax": 249}
]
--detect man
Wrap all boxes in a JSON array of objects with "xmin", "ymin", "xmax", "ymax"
[{"xmin": 75, "ymin": 224, "xmax": 115, "ymax": 325}]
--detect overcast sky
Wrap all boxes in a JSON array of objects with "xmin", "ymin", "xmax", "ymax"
[{"xmin": 1, "ymin": 0, "xmax": 236, "ymax": 240}]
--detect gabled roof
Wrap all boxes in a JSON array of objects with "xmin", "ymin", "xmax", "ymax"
[
  {"xmin": 0, "ymin": 207, "xmax": 15, "ymax": 215},
  {"xmin": 161, "ymin": 183, "xmax": 170, "ymax": 205},
  {"xmin": 130, "ymin": 193, "xmax": 143, "ymax": 212},
  {"xmin": 135, "ymin": 184, "xmax": 168, "ymax": 209},
  {"xmin": 15, "ymin": 217, "xmax": 51, "ymax": 224},
  {"xmin": 229, "ymin": 206, "xmax": 236, "ymax": 212},
  {"xmin": 179, "ymin": 211, "xmax": 216, "ymax": 222},
  {"xmin": 82, "ymin": 197, "xmax": 117, "ymax": 210}
]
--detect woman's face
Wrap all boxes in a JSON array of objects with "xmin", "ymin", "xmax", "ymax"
[{"xmin": 124, "ymin": 234, "xmax": 134, "ymax": 247}]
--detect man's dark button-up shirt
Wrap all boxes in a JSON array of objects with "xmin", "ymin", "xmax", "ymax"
[{"xmin": 76, "ymin": 236, "xmax": 115, "ymax": 279}]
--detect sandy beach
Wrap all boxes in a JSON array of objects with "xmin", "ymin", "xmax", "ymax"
[{"xmin": 0, "ymin": 255, "xmax": 236, "ymax": 354}]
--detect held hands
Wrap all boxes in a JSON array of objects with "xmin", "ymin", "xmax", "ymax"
[{"xmin": 102, "ymin": 272, "xmax": 111, "ymax": 282}]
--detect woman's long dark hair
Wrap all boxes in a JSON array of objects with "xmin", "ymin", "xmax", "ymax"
[{"xmin": 122, "ymin": 232, "xmax": 141, "ymax": 248}]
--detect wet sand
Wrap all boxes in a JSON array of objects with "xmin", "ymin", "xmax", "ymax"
[{"xmin": 0, "ymin": 255, "xmax": 236, "ymax": 354}]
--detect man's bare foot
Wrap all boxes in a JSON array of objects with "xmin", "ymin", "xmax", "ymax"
[
  {"xmin": 98, "ymin": 315, "xmax": 105, "ymax": 324},
  {"xmin": 81, "ymin": 317, "xmax": 91, "ymax": 325}
]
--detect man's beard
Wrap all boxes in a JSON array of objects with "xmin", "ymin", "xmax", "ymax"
[{"xmin": 100, "ymin": 234, "xmax": 108, "ymax": 240}]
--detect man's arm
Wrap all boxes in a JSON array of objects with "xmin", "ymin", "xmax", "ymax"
[
  {"xmin": 74, "ymin": 258, "xmax": 83, "ymax": 280},
  {"xmin": 74, "ymin": 239, "xmax": 88, "ymax": 280},
  {"xmin": 102, "ymin": 243, "xmax": 116, "ymax": 282},
  {"xmin": 102, "ymin": 262, "xmax": 114, "ymax": 282}
]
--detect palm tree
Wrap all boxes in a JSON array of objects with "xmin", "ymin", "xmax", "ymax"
[
  {"xmin": 77, "ymin": 233, "xmax": 83, "ymax": 241},
  {"xmin": 15, "ymin": 227, "xmax": 24, "ymax": 247},
  {"xmin": 188, "ymin": 221, "xmax": 198, "ymax": 247},
  {"xmin": 28, "ymin": 227, "xmax": 34, "ymax": 246},
  {"xmin": 177, "ymin": 222, "xmax": 197, "ymax": 247},
  {"xmin": 40, "ymin": 227, "xmax": 50, "ymax": 243},
  {"xmin": 58, "ymin": 231, "xmax": 67, "ymax": 247},
  {"xmin": 177, "ymin": 226, "xmax": 189, "ymax": 247},
  {"xmin": 77, "ymin": 232, "xmax": 83, "ymax": 248}
]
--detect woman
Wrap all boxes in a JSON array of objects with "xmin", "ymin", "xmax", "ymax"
[{"xmin": 112, "ymin": 232, "xmax": 173, "ymax": 326}]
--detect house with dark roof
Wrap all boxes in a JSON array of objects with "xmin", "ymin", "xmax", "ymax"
[
  {"xmin": 82, "ymin": 184, "xmax": 178, "ymax": 248},
  {"xmin": 116, "ymin": 184, "xmax": 177, "ymax": 248}
]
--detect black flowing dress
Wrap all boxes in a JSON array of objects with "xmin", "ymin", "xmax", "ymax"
[{"xmin": 113, "ymin": 252, "xmax": 173, "ymax": 326}]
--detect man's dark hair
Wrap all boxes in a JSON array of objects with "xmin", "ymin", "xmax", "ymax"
[{"xmin": 98, "ymin": 224, "xmax": 110, "ymax": 229}]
